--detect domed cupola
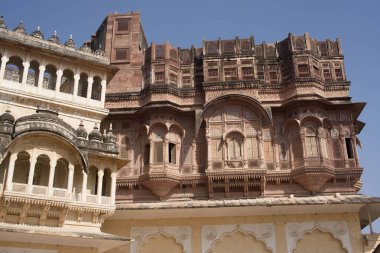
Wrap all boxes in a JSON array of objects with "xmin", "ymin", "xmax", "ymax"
[
  {"xmin": 103, "ymin": 124, "xmax": 117, "ymax": 144},
  {"xmin": 30, "ymin": 25, "xmax": 44, "ymax": 39},
  {"xmin": 13, "ymin": 21, "xmax": 27, "ymax": 35},
  {"xmin": 94, "ymin": 44, "xmax": 105, "ymax": 56},
  {"xmin": 0, "ymin": 15, "xmax": 7, "ymax": 29},
  {"xmin": 0, "ymin": 109, "xmax": 15, "ymax": 125},
  {"xmin": 48, "ymin": 31, "xmax": 61, "ymax": 45},
  {"xmin": 79, "ymin": 41, "xmax": 92, "ymax": 53},
  {"xmin": 64, "ymin": 34, "xmax": 76, "ymax": 48},
  {"xmin": 88, "ymin": 123, "xmax": 102, "ymax": 142},
  {"xmin": 76, "ymin": 120, "xmax": 88, "ymax": 139}
]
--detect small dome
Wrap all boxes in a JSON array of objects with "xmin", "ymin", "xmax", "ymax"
[
  {"xmin": 103, "ymin": 124, "xmax": 117, "ymax": 144},
  {"xmin": 30, "ymin": 26, "xmax": 44, "ymax": 39},
  {"xmin": 64, "ymin": 35, "xmax": 76, "ymax": 48},
  {"xmin": 94, "ymin": 44, "xmax": 105, "ymax": 56},
  {"xmin": 0, "ymin": 109, "xmax": 15, "ymax": 124},
  {"xmin": 88, "ymin": 124, "xmax": 102, "ymax": 142},
  {"xmin": 79, "ymin": 41, "xmax": 92, "ymax": 53},
  {"xmin": 13, "ymin": 21, "xmax": 27, "ymax": 35},
  {"xmin": 0, "ymin": 16, "xmax": 7, "ymax": 29},
  {"xmin": 76, "ymin": 121, "xmax": 88, "ymax": 139},
  {"xmin": 48, "ymin": 31, "xmax": 61, "ymax": 45}
]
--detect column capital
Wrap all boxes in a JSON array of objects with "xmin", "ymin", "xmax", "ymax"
[
  {"xmin": 1, "ymin": 56, "xmax": 9, "ymax": 62},
  {"xmin": 97, "ymin": 168, "xmax": 104, "ymax": 176},
  {"xmin": 74, "ymin": 73, "xmax": 80, "ymax": 80},
  {"xmin": 39, "ymin": 65, "xmax": 46, "ymax": 71},
  {"xmin": 22, "ymin": 61, "xmax": 30, "ymax": 67},
  {"xmin": 101, "ymin": 79, "xmax": 107, "ymax": 86},
  {"xmin": 87, "ymin": 77, "xmax": 94, "ymax": 83},
  {"xmin": 56, "ymin": 70, "xmax": 63, "ymax": 76}
]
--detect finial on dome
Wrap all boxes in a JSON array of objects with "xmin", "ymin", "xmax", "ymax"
[
  {"xmin": 13, "ymin": 20, "xmax": 27, "ymax": 35},
  {"xmin": 30, "ymin": 25, "xmax": 44, "ymax": 39},
  {"xmin": 0, "ymin": 15, "xmax": 7, "ymax": 29},
  {"xmin": 48, "ymin": 30, "xmax": 61, "ymax": 44},
  {"xmin": 88, "ymin": 123, "xmax": 102, "ymax": 142},
  {"xmin": 64, "ymin": 34, "xmax": 76, "ymax": 48},
  {"xmin": 76, "ymin": 120, "xmax": 88, "ymax": 139},
  {"xmin": 79, "ymin": 40, "xmax": 92, "ymax": 53}
]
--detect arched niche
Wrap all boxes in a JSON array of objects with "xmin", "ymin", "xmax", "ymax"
[
  {"xmin": 294, "ymin": 229, "xmax": 347, "ymax": 253},
  {"xmin": 139, "ymin": 234, "xmax": 184, "ymax": 253},
  {"xmin": 209, "ymin": 230, "xmax": 271, "ymax": 253}
]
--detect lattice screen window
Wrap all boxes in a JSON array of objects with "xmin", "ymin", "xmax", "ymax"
[
  {"xmin": 298, "ymin": 64, "xmax": 310, "ymax": 77},
  {"xmin": 263, "ymin": 141, "xmax": 274, "ymax": 162},
  {"xmin": 154, "ymin": 142, "xmax": 164, "ymax": 163},
  {"xmin": 117, "ymin": 19, "xmax": 130, "ymax": 32},
  {"xmin": 155, "ymin": 72, "xmax": 165, "ymax": 83},
  {"xmin": 211, "ymin": 139, "xmax": 222, "ymax": 159},
  {"xmin": 156, "ymin": 45, "xmax": 165, "ymax": 59},
  {"xmin": 227, "ymin": 137, "xmax": 242, "ymax": 160},
  {"xmin": 320, "ymin": 137, "xmax": 329, "ymax": 158},
  {"xmin": 305, "ymin": 136, "xmax": 319, "ymax": 157},
  {"xmin": 246, "ymin": 137, "xmax": 259, "ymax": 159}
]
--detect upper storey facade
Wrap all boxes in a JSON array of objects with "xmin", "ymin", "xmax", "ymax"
[{"xmin": 95, "ymin": 13, "xmax": 364, "ymax": 203}]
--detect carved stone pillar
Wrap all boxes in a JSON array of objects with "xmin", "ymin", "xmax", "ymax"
[
  {"xmin": 5, "ymin": 152, "xmax": 17, "ymax": 191},
  {"xmin": 242, "ymin": 138, "xmax": 248, "ymax": 169},
  {"xmin": 289, "ymin": 143, "xmax": 294, "ymax": 169},
  {"xmin": 351, "ymin": 134, "xmax": 359, "ymax": 167},
  {"xmin": 73, "ymin": 73, "xmax": 80, "ymax": 102},
  {"xmin": 27, "ymin": 154, "xmax": 37, "ymax": 193},
  {"xmin": 206, "ymin": 137, "xmax": 212, "ymax": 171},
  {"xmin": 97, "ymin": 169, "xmax": 104, "ymax": 204},
  {"xmin": 110, "ymin": 171, "xmax": 117, "ymax": 205},
  {"xmin": 258, "ymin": 132, "xmax": 266, "ymax": 169},
  {"xmin": 149, "ymin": 139, "xmax": 154, "ymax": 165},
  {"xmin": 48, "ymin": 157, "xmax": 57, "ymax": 196},
  {"xmin": 340, "ymin": 134, "xmax": 349, "ymax": 168},
  {"xmin": 21, "ymin": 61, "xmax": 30, "ymax": 86},
  {"xmin": 86, "ymin": 77, "xmax": 93, "ymax": 102},
  {"xmin": 67, "ymin": 163, "xmax": 75, "ymax": 193},
  {"xmin": 37, "ymin": 65, "xmax": 45, "ymax": 90},
  {"xmin": 100, "ymin": 79, "xmax": 107, "ymax": 106},
  {"xmin": 0, "ymin": 56, "xmax": 9, "ymax": 82},
  {"xmin": 81, "ymin": 171, "xmax": 88, "ymax": 202},
  {"xmin": 55, "ymin": 70, "xmax": 63, "ymax": 97},
  {"xmin": 191, "ymin": 141, "xmax": 197, "ymax": 173},
  {"xmin": 273, "ymin": 137, "xmax": 280, "ymax": 170}
]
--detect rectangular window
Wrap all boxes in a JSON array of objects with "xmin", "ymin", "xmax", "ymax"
[
  {"xmin": 246, "ymin": 137, "xmax": 258, "ymax": 159},
  {"xmin": 208, "ymin": 69, "xmax": 219, "ymax": 77},
  {"xmin": 305, "ymin": 137, "xmax": 319, "ymax": 157},
  {"xmin": 298, "ymin": 64, "xmax": 310, "ymax": 77},
  {"xmin": 115, "ymin": 48, "xmax": 129, "ymax": 60},
  {"xmin": 155, "ymin": 72, "xmax": 165, "ymax": 83},
  {"xmin": 169, "ymin": 73, "xmax": 177, "ymax": 86},
  {"xmin": 154, "ymin": 142, "xmax": 164, "ymax": 163},
  {"xmin": 169, "ymin": 143, "xmax": 176, "ymax": 164},
  {"xmin": 264, "ymin": 141, "xmax": 274, "ymax": 162},
  {"xmin": 211, "ymin": 139, "xmax": 222, "ymax": 159},
  {"xmin": 345, "ymin": 138, "xmax": 354, "ymax": 159},
  {"xmin": 117, "ymin": 20, "xmax": 130, "ymax": 32}
]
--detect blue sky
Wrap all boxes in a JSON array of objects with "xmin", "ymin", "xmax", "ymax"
[{"xmin": 1, "ymin": 0, "xmax": 380, "ymax": 230}]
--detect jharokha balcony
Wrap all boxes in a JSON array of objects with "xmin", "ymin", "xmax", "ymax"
[{"xmin": 0, "ymin": 108, "xmax": 123, "ymax": 230}]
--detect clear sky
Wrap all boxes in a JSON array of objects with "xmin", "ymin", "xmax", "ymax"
[{"xmin": 1, "ymin": 0, "xmax": 379, "ymax": 230}]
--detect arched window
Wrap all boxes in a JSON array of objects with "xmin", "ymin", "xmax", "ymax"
[
  {"xmin": 43, "ymin": 64, "xmax": 57, "ymax": 90},
  {"xmin": 227, "ymin": 137, "xmax": 242, "ymax": 160},
  {"xmin": 78, "ymin": 72, "xmax": 88, "ymax": 97},
  {"xmin": 53, "ymin": 158, "xmax": 69, "ymax": 189},
  {"xmin": 26, "ymin": 60, "xmax": 39, "ymax": 86},
  {"xmin": 4, "ymin": 56, "xmax": 23, "ymax": 83},
  {"xmin": 33, "ymin": 155, "xmax": 50, "ymax": 186},
  {"xmin": 87, "ymin": 166, "xmax": 98, "ymax": 195},
  {"xmin": 305, "ymin": 126, "xmax": 319, "ymax": 157},
  {"xmin": 60, "ymin": 69, "xmax": 74, "ymax": 94},
  {"xmin": 102, "ymin": 168, "xmax": 111, "ymax": 196},
  {"xmin": 72, "ymin": 164, "xmax": 83, "ymax": 195},
  {"xmin": 12, "ymin": 151, "xmax": 30, "ymax": 184},
  {"xmin": 246, "ymin": 137, "xmax": 259, "ymax": 159},
  {"xmin": 91, "ymin": 76, "xmax": 102, "ymax": 100}
]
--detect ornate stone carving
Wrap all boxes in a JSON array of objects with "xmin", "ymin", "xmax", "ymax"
[
  {"xmin": 131, "ymin": 226, "xmax": 192, "ymax": 253},
  {"xmin": 286, "ymin": 221, "xmax": 351, "ymax": 253},
  {"xmin": 202, "ymin": 224, "xmax": 276, "ymax": 253}
]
